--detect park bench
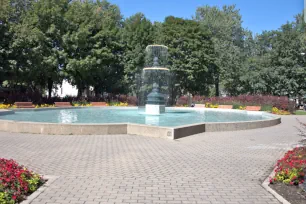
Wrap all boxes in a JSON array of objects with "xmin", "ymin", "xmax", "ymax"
[
  {"xmin": 91, "ymin": 102, "xmax": 107, "ymax": 106},
  {"xmin": 194, "ymin": 104, "xmax": 205, "ymax": 108},
  {"xmin": 218, "ymin": 105, "xmax": 233, "ymax": 109},
  {"xmin": 245, "ymin": 106, "xmax": 261, "ymax": 111},
  {"xmin": 54, "ymin": 102, "xmax": 72, "ymax": 107},
  {"xmin": 15, "ymin": 102, "xmax": 34, "ymax": 108}
]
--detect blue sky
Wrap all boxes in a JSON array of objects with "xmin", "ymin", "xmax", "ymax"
[{"xmin": 109, "ymin": 0, "xmax": 304, "ymax": 35}]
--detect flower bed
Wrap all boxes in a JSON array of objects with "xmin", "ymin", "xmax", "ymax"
[
  {"xmin": 0, "ymin": 159, "xmax": 45, "ymax": 203},
  {"xmin": 107, "ymin": 102, "xmax": 128, "ymax": 106},
  {"xmin": 205, "ymin": 103, "xmax": 218, "ymax": 108},
  {"xmin": 34, "ymin": 104, "xmax": 55, "ymax": 108},
  {"xmin": 72, "ymin": 100, "xmax": 92, "ymax": 107},
  {"xmin": 177, "ymin": 95, "xmax": 293, "ymax": 111},
  {"xmin": 232, "ymin": 104, "xmax": 246, "ymax": 110},
  {"xmin": 270, "ymin": 147, "xmax": 306, "ymax": 185},
  {"xmin": 272, "ymin": 107, "xmax": 291, "ymax": 115},
  {"xmin": 0, "ymin": 104, "xmax": 16, "ymax": 109},
  {"xmin": 72, "ymin": 103, "xmax": 92, "ymax": 107}
]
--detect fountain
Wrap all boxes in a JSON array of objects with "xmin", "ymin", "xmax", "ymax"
[
  {"xmin": 139, "ymin": 45, "xmax": 171, "ymax": 115},
  {"xmin": 0, "ymin": 44, "xmax": 281, "ymax": 139}
]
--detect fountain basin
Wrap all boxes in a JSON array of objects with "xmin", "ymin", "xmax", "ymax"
[{"xmin": 0, "ymin": 107, "xmax": 281, "ymax": 139}]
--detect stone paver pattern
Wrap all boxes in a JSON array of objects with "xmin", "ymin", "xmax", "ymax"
[{"xmin": 0, "ymin": 115, "xmax": 305, "ymax": 204}]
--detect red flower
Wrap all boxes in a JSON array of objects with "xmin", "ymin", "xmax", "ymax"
[
  {"xmin": 269, "ymin": 178, "xmax": 273, "ymax": 184},
  {"xmin": 0, "ymin": 158, "xmax": 45, "ymax": 202}
]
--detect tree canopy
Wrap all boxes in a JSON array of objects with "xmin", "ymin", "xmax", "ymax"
[
  {"xmin": 160, "ymin": 16, "xmax": 216, "ymax": 95},
  {"xmin": 0, "ymin": 0, "xmax": 305, "ymax": 101}
]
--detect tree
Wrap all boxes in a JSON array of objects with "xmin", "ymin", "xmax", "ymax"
[
  {"xmin": 195, "ymin": 5, "xmax": 245, "ymax": 96},
  {"xmin": 63, "ymin": 0, "xmax": 124, "ymax": 97},
  {"xmin": 268, "ymin": 22, "xmax": 305, "ymax": 96},
  {"xmin": 243, "ymin": 12, "xmax": 306, "ymax": 97},
  {"xmin": 122, "ymin": 13, "xmax": 154, "ymax": 94},
  {"xmin": 0, "ymin": 0, "xmax": 11, "ymax": 86},
  {"xmin": 160, "ymin": 16, "xmax": 216, "ymax": 96},
  {"xmin": 11, "ymin": 0, "xmax": 68, "ymax": 97},
  {"xmin": 0, "ymin": 0, "xmax": 34, "ymax": 87},
  {"xmin": 1, "ymin": 0, "xmax": 305, "ymax": 101}
]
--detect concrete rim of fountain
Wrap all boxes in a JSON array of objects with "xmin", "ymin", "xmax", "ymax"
[{"xmin": 0, "ymin": 107, "xmax": 281, "ymax": 140}]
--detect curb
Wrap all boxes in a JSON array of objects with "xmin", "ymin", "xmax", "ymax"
[
  {"xmin": 20, "ymin": 175, "xmax": 59, "ymax": 204},
  {"xmin": 262, "ymin": 167, "xmax": 291, "ymax": 204},
  {"xmin": 261, "ymin": 150, "xmax": 293, "ymax": 204}
]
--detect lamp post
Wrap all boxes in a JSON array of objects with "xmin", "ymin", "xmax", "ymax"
[{"xmin": 301, "ymin": 52, "xmax": 306, "ymax": 110}]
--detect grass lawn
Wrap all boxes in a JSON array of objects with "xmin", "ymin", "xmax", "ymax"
[{"xmin": 295, "ymin": 110, "xmax": 306, "ymax": 115}]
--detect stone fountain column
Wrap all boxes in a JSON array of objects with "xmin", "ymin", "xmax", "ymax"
[
  {"xmin": 138, "ymin": 44, "xmax": 170, "ymax": 115},
  {"xmin": 145, "ymin": 83, "xmax": 165, "ymax": 115}
]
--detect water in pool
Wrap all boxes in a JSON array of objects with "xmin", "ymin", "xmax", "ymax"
[{"xmin": 0, "ymin": 107, "xmax": 273, "ymax": 127}]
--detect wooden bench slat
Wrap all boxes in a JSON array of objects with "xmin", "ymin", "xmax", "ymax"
[
  {"xmin": 91, "ymin": 102, "xmax": 107, "ymax": 106},
  {"xmin": 15, "ymin": 102, "xmax": 34, "ymax": 108},
  {"xmin": 245, "ymin": 106, "xmax": 261, "ymax": 111},
  {"xmin": 218, "ymin": 105, "xmax": 233, "ymax": 109},
  {"xmin": 54, "ymin": 102, "xmax": 72, "ymax": 107}
]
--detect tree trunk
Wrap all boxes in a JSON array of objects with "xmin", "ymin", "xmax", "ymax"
[
  {"xmin": 215, "ymin": 82, "xmax": 219, "ymax": 97},
  {"xmin": 187, "ymin": 92, "xmax": 192, "ymax": 106},
  {"xmin": 47, "ymin": 78, "xmax": 53, "ymax": 99},
  {"xmin": 215, "ymin": 74, "xmax": 220, "ymax": 97}
]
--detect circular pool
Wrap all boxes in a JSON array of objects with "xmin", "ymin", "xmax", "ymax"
[
  {"xmin": 0, "ymin": 107, "xmax": 275, "ymax": 127},
  {"xmin": 0, "ymin": 107, "xmax": 281, "ymax": 139}
]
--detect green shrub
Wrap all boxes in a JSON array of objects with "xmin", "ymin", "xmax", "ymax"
[
  {"xmin": 233, "ymin": 103, "xmax": 243, "ymax": 109},
  {"xmin": 260, "ymin": 105, "xmax": 273, "ymax": 112},
  {"xmin": 72, "ymin": 99, "xmax": 91, "ymax": 107}
]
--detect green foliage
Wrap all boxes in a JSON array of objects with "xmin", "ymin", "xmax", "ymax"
[
  {"xmin": 11, "ymin": 0, "xmax": 68, "ymax": 97},
  {"xmin": 0, "ymin": 0, "xmax": 34, "ymax": 86},
  {"xmin": 242, "ymin": 13, "xmax": 305, "ymax": 97},
  {"xmin": 123, "ymin": 13, "xmax": 154, "ymax": 93},
  {"xmin": 232, "ymin": 103, "xmax": 243, "ymax": 109},
  {"xmin": 0, "ymin": 191, "xmax": 14, "ymax": 204},
  {"xmin": 0, "ymin": 1, "xmax": 304, "ymax": 101},
  {"xmin": 160, "ymin": 16, "xmax": 216, "ymax": 95},
  {"xmin": 63, "ymin": 0, "xmax": 125, "ymax": 96},
  {"xmin": 195, "ymin": 5, "xmax": 245, "ymax": 96},
  {"xmin": 275, "ymin": 168, "xmax": 302, "ymax": 185},
  {"xmin": 260, "ymin": 105, "xmax": 273, "ymax": 112}
]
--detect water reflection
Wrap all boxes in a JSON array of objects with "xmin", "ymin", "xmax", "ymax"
[
  {"xmin": 57, "ymin": 110, "xmax": 78, "ymax": 123},
  {"xmin": 145, "ymin": 115, "xmax": 160, "ymax": 126}
]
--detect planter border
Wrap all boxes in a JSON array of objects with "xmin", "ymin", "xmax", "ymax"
[
  {"xmin": 261, "ymin": 148, "xmax": 297, "ymax": 204},
  {"xmin": 20, "ymin": 175, "xmax": 59, "ymax": 204},
  {"xmin": 262, "ymin": 168, "xmax": 291, "ymax": 204}
]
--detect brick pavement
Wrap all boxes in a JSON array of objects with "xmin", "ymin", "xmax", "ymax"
[{"xmin": 0, "ymin": 115, "xmax": 305, "ymax": 204}]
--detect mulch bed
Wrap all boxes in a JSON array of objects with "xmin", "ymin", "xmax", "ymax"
[{"xmin": 270, "ymin": 183, "xmax": 306, "ymax": 204}]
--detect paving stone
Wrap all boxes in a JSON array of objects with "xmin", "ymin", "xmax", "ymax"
[{"xmin": 0, "ymin": 116, "xmax": 305, "ymax": 204}]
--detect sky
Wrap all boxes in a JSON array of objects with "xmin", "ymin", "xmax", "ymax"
[{"xmin": 109, "ymin": 0, "xmax": 304, "ymax": 35}]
